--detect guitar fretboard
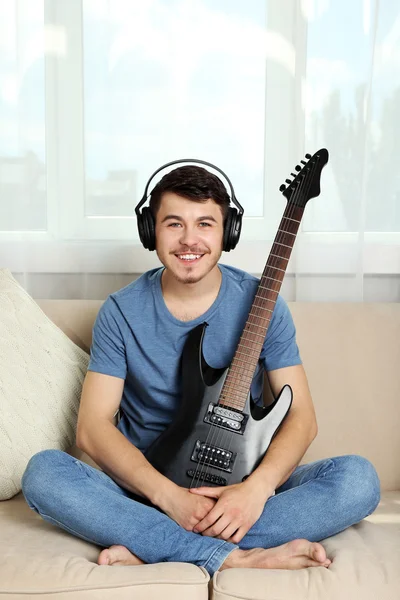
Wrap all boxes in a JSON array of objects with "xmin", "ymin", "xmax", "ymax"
[{"xmin": 219, "ymin": 204, "xmax": 305, "ymax": 411}]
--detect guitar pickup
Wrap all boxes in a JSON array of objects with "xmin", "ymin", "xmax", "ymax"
[
  {"xmin": 191, "ymin": 440, "xmax": 236, "ymax": 473},
  {"xmin": 204, "ymin": 403, "xmax": 247, "ymax": 434}
]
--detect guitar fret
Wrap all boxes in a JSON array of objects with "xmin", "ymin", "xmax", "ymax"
[
  {"xmin": 282, "ymin": 216, "xmax": 300, "ymax": 224},
  {"xmin": 223, "ymin": 380, "xmax": 252, "ymax": 395},
  {"xmin": 265, "ymin": 265, "xmax": 286, "ymax": 273},
  {"xmin": 245, "ymin": 321, "xmax": 268, "ymax": 332},
  {"xmin": 254, "ymin": 294, "xmax": 275, "ymax": 304},
  {"xmin": 218, "ymin": 393, "xmax": 246, "ymax": 408},
  {"xmin": 259, "ymin": 284, "xmax": 278, "ymax": 294},
  {"xmin": 223, "ymin": 383, "xmax": 251, "ymax": 396},
  {"xmin": 236, "ymin": 347, "xmax": 260, "ymax": 358},
  {"xmin": 238, "ymin": 338, "xmax": 262, "ymax": 350},
  {"xmin": 221, "ymin": 385, "xmax": 250, "ymax": 398},
  {"xmin": 274, "ymin": 241, "xmax": 292, "ymax": 249},
  {"xmin": 243, "ymin": 329, "xmax": 266, "ymax": 339},
  {"xmin": 278, "ymin": 229, "xmax": 296, "ymax": 236},
  {"xmin": 233, "ymin": 352, "xmax": 259, "ymax": 364},
  {"xmin": 253, "ymin": 303, "xmax": 273, "ymax": 313},
  {"xmin": 262, "ymin": 276, "xmax": 282, "ymax": 284},
  {"xmin": 224, "ymin": 382, "xmax": 252, "ymax": 396},
  {"xmin": 269, "ymin": 253, "xmax": 288, "ymax": 262},
  {"xmin": 249, "ymin": 312, "xmax": 271, "ymax": 324}
]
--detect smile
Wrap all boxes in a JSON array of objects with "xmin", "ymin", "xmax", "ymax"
[{"xmin": 175, "ymin": 254, "xmax": 204, "ymax": 263}]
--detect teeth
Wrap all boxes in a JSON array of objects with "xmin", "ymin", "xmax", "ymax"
[{"xmin": 178, "ymin": 254, "xmax": 201, "ymax": 260}]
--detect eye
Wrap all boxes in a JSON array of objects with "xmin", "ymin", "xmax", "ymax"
[
  {"xmin": 168, "ymin": 222, "xmax": 182, "ymax": 228},
  {"xmin": 199, "ymin": 222, "xmax": 211, "ymax": 227}
]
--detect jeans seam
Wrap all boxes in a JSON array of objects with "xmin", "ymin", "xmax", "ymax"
[
  {"xmin": 202, "ymin": 540, "xmax": 238, "ymax": 574},
  {"xmin": 40, "ymin": 510, "xmax": 103, "ymax": 548}
]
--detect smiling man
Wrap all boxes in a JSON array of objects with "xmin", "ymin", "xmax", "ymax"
[{"xmin": 21, "ymin": 164, "xmax": 380, "ymax": 577}]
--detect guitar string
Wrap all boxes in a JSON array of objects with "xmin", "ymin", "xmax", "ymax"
[
  {"xmin": 189, "ymin": 156, "xmax": 318, "ymax": 492},
  {"xmin": 189, "ymin": 155, "xmax": 320, "ymax": 493}
]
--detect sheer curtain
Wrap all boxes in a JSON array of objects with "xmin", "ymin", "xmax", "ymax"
[{"xmin": 0, "ymin": 0, "xmax": 399, "ymax": 301}]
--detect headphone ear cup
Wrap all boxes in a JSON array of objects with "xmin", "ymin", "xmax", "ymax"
[
  {"xmin": 139, "ymin": 207, "xmax": 156, "ymax": 251},
  {"xmin": 223, "ymin": 207, "xmax": 242, "ymax": 252}
]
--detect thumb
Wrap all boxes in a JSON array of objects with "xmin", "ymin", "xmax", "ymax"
[{"xmin": 189, "ymin": 486, "xmax": 224, "ymax": 498}]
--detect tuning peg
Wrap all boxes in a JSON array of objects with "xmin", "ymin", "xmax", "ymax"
[
  {"xmin": 291, "ymin": 172, "xmax": 296, "ymax": 177},
  {"xmin": 285, "ymin": 178, "xmax": 292, "ymax": 184},
  {"xmin": 295, "ymin": 165, "xmax": 301, "ymax": 171},
  {"xmin": 279, "ymin": 184, "xmax": 286, "ymax": 192},
  {"xmin": 305, "ymin": 153, "xmax": 311, "ymax": 159},
  {"xmin": 300, "ymin": 160, "xmax": 307, "ymax": 165}
]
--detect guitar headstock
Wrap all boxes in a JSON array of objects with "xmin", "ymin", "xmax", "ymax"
[{"xmin": 279, "ymin": 148, "xmax": 329, "ymax": 207}]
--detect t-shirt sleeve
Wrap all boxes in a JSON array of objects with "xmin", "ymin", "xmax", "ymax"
[
  {"xmin": 87, "ymin": 297, "xmax": 127, "ymax": 380},
  {"xmin": 260, "ymin": 295, "xmax": 302, "ymax": 372}
]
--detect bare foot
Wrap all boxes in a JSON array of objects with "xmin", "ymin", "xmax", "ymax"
[
  {"xmin": 221, "ymin": 539, "xmax": 332, "ymax": 571},
  {"xmin": 98, "ymin": 545, "xmax": 145, "ymax": 567}
]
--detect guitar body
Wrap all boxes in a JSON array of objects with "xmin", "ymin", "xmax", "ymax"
[{"xmin": 145, "ymin": 323, "xmax": 292, "ymax": 487}]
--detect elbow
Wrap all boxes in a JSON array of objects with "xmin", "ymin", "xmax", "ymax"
[
  {"xmin": 310, "ymin": 419, "xmax": 318, "ymax": 442},
  {"xmin": 75, "ymin": 424, "xmax": 88, "ymax": 452}
]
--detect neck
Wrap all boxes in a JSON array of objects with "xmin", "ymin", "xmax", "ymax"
[{"xmin": 161, "ymin": 264, "xmax": 222, "ymax": 302}]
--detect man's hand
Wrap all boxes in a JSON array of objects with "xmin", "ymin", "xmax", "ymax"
[
  {"xmin": 161, "ymin": 486, "xmax": 217, "ymax": 531},
  {"xmin": 189, "ymin": 480, "xmax": 273, "ymax": 543}
]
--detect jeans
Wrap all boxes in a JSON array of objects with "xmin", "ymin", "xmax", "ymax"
[{"xmin": 21, "ymin": 450, "xmax": 380, "ymax": 577}]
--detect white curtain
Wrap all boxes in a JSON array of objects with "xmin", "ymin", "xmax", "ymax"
[{"xmin": 0, "ymin": 0, "xmax": 399, "ymax": 301}]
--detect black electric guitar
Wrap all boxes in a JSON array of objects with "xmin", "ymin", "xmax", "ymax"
[{"xmin": 145, "ymin": 149, "xmax": 329, "ymax": 488}]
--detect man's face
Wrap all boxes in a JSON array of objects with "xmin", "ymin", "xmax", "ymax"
[{"xmin": 154, "ymin": 192, "xmax": 225, "ymax": 285}]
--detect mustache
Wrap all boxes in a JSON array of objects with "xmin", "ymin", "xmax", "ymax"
[{"xmin": 171, "ymin": 248, "xmax": 209, "ymax": 254}]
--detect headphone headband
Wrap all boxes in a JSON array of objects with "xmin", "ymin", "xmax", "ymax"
[{"xmin": 135, "ymin": 158, "xmax": 244, "ymax": 216}]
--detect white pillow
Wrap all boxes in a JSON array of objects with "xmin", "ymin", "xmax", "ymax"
[{"xmin": 0, "ymin": 268, "xmax": 89, "ymax": 500}]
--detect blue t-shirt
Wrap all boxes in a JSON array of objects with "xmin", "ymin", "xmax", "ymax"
[{"xmin": 87, "ymin": 264, "xmax": 302, "ymax": 452}]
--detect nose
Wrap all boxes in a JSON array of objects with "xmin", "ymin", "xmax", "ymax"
[{"xmin": 179, "ymin": 225, "xmax": 200, "ymax": 248}]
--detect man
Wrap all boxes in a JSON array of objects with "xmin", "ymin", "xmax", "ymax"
[{"xmin": 22, "ymin": 164, "xmax": 380, "ymax": 576}]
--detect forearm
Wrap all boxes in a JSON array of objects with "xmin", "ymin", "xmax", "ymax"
[
  {"xmin": 77, "ymin": 419, "xmax": 177, "ymax": 510},
  {"xmin": 245, "ymin": 411, "xmax": 317, "ymax": 498}
]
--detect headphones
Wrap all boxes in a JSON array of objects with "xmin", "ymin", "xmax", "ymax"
[{"xmin": 134, "ymin": 158, "xmax": 244, "ymax": 252}]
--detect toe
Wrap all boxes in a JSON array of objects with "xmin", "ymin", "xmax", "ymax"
[
  {"xmin": 310, "ymin": 542, "xmax": 327, "ymax": 563},
  {"xmin": 98, "ymin": 550, "xmax": 111, "ymax": 566}
]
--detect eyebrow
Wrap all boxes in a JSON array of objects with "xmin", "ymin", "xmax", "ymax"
[{"xmin": 160, "ymin": 214, "xmax": 218, "ymax": 224}]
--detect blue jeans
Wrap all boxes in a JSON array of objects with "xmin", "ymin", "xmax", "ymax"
[{"xmin": 21, "ymin": 450, "xmax": 380, "ymax": 577}]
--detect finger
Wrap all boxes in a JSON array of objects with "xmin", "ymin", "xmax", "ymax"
[
  {"xmin": 229, "ymin": 525, "xmax": 248, "ymax": 544},
  {"xmin": 193, "ymin": 505, "xmax": 223, "ymax": 533},
  {"xmin": 189, "ymin": 486, "xmax": 224, "ymax": 498},
  {"xmin": 201, "ymin": 516, "xmax": 232, "ymax": 538},
  {"xmin": 217, "ymin": 523, "xmax": 240, "ymax": 541}
]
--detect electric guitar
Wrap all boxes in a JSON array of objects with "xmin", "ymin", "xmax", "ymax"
[{"xmin": 145, "ymin": 149, "xmax": 329, "ymax": 488}]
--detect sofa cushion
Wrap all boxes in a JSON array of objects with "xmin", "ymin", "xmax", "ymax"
[
  {"xmin": 0, "ymin": 493, "xmax": 209, "ymax": 600},
  {"xmin": 0, "ymin": 268, "xmax": 89, "ymax": 500},
  {"xmin": 211, "ymin": 491, "xmax": 400, "ymax": 600}
]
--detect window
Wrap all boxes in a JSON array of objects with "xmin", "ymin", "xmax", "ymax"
[{"xmin": 0, "ymin": 0, "xmax": 399, "ymax": 281}]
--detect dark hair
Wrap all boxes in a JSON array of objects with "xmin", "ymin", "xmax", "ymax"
[{"xmin": 149, "ymin": 165, "xmax": 230, "ymax": 221}]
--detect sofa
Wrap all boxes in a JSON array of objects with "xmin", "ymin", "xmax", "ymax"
[{"xmin": 1, "ymin": 296, "xmax": 399, "ymax": 600}]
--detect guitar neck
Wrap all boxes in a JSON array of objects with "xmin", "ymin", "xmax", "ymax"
[{"xmin": 219, "ymin": 204, "xmax": 305, "ymax": 411}]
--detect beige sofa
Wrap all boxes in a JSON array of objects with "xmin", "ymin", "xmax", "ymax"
[{"xmin": 1, "ymin": 300, "xmax": 399, "ymax": 599}]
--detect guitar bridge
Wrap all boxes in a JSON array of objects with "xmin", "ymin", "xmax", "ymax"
[{"xmin": 191, "ymin": 440, "xmax": 236, "ymax": 473}]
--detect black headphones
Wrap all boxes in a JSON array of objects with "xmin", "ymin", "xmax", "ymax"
[{"xmin": 134, "ymin": 158, "xmax": 244, "ymax": 252}]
